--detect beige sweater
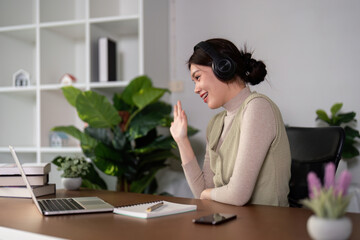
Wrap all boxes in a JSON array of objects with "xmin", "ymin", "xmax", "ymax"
[{"xmin": 182, "ymin": 87, "xmax": 291, "ymax": 206}]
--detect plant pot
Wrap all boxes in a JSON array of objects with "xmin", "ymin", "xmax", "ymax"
[
  {"xmin": 62, "ymin": 177, "xmax": 82, "ymax": 190},
  {"xmin": 307, "ymin": 215, "xmax": 352, "ymax": 240}
]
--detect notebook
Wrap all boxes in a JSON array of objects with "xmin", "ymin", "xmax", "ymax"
[
  {"xmin": 9, "ymin": 145, "xmax": 114, "ymax": 216},
  {"xmin": 113, "ymin": 200, "xmax": 197, "ymax": 219}
]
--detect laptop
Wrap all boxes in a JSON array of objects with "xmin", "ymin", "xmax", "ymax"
[{"xmin": 9, "ymin": 145, "xmax": 114, "ymax": 216}]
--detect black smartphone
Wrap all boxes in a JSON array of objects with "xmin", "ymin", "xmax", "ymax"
[{"xmin": 192, "ymin": 213, "xmax": 237, "ymax": 225}]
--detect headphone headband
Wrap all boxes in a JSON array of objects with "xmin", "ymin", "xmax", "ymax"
[{"xmin": 194, "ymin": 41, "xmax": 237, "ymax": 81}]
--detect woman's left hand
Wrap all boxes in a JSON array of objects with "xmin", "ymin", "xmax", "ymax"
[{"xmin": 200, "ymin": 188, "xmax": 213, "ymax": 200}]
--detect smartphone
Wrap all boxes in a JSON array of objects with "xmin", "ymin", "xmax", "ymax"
[{"xmin": 193, "ymin": 213, "xmax": 237, "ymax": 225}]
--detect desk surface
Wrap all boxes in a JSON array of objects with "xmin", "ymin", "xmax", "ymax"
[{"xmin": 0, "ymin": 189, "xmax": 359, "ymax": 240}]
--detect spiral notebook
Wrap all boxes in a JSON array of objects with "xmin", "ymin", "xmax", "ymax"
[{"xmin": 113, "ymin": 201, "xmax": 197, "ymax": 219}]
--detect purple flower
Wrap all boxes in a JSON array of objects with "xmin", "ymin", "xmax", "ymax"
[
  {"xmin": 324, "ymin": 162, "xmax": 335, "ymax": 189},
  {"xmin": 307, "ymin": 172, "xmax": 322, "ymax": 199},
  {"xmin": 335, "ymin": 170, "xmax": 352, "ymax": 196}
]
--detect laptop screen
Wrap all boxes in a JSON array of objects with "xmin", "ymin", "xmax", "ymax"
[{"xmin": 9, "ymin": 145, "xmax": 44, "ymax": 214}]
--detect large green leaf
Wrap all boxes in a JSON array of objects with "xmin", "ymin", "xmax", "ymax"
[
  {"xmin": 133, "ymin": 136, "xmax": 175, "ymax": 154},
  {"xmin": 61, "ymin": 86, "xmax": 82, "ymax": 107},
  {"xmin": 330, "ymin": 103, "xmax": 343, "ymax": 117},
  {"xmin": 137, "ymin": 150, "xmax": 175, "ymax": 169},
  {"xmin": 315, "ymin": 110, "xmax": 330, "ymax": 124},
  {"xmin": 121, "ymin": 75, "xmax": 152, "ymax": 106},
  {"xmin": 94, "ymin": 143, "xmax": 124, "ymax": 164},
  {"xmin": 76, "ymin": 91, "xmax": 121, "ymax": 128},
  {"xmin": 337, "ymin": 112, "xmax": 356, "ymax": 124},
  {"xmin": 130, "ymin": 168, "xmax": 159, "ymax": 193},
  {"xmin": 85, "ymin": 127, "xmax": 113, "ymax": 146},
  {"xmin": 128, "ymin": 102, "xmax": 172, "ymax": 140},
  {"xmin": 112, "ymin": 125, "xmax": 127, "ymax": 150},
  {"xmin": 51, "ymin": 126, "xmax": 97, "ymax": 148},
  {"xmin": 81, "ymin": 163, "xmax": 107, "ymax": 189},
  {"xmin": 132, "ymin": 87, "xmax": 169, "ymax": 110},
  {"xmin": 113, "ymin": 93, "xmax": 133, "ymax": 112},
  {"xmin": 344, "ymin": 126, "xmax": 360, "ymax": 138}
]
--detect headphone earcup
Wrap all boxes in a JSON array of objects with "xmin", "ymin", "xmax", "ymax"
[{"xmin": 212, "ymin": 57, "xmax": 237, "ymax": 81}]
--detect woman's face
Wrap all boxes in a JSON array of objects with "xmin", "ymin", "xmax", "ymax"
[{"xmin": 190, "ymin": 64, "xmax": 235, "ymax": 109}]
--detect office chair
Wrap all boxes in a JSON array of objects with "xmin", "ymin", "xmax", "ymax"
[{"xmin": 286, "ymin": 126, "xmax": 345, "ymax": 208}]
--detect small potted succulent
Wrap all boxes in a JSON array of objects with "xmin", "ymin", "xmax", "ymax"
[
  {"xmin": 302, "ymin": 162, "xmax": 353, "ymax": 240},
  {"xmin": 52, "ymin": 156, "xmax": 90, "ymax": 190}
]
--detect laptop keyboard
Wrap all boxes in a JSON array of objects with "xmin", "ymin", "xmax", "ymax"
[{"xmin": 39, "ymin": 198, "xmax": 85, "ymax": 212}]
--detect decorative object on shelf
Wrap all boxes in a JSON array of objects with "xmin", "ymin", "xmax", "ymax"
[
  {"xmin": 52, "ymin": 75, "xmax": 198, "ymax": 193},
  {"xmin": 52, "ymin": 156, "xmax": 90, "ymax": 190},
  {"xmin": 13, "ymin": 69, "xmax": 30, "ymax": 87},
  {"xmin": 302, "ymin": 162, "xmax": 353, "ymax": 240},
  {"xmin": 60, "ymin": 73, "xmax": 77, "ymax": 85},
  {"xmin": 98, "ymin": 37, "xmax": 117, "ymax": 82},
  {"xmin": 316, "ymin": 103, "xmax": 360, "ymax": 159},
  {"xmin": 49, "ymin": 131, "xmax": 69, "ymax": 147}
]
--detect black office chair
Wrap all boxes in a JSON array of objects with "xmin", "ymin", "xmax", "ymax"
[{"xmin": 286, "ymin": 126, "xmax": 345, "ymax": 208}]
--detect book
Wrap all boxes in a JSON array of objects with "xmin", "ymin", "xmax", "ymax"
[
  {"xmin": 0, "ymin": 174, "xmax": 49, "ymax": 186},
  {"xmin": 98, "ymin": 37, "xmax": 117, "ymax": 82},
  {"xmin": 113, "ymin": 200, "xmax": 197, "ymax": 219},
  {"xmin": 0, "ymin": 163, "xmax": 51, "ymax": 175},
  {"xmin": 0, "ymin": 184, "xmax": 56, "ymax": 198}
]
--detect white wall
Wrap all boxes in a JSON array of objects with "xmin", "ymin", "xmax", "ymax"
[{"xmin": 167, "ymin": 0, "xmax": 360, "ymax": 203}]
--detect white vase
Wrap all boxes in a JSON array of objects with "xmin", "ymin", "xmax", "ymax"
[
  {"xmin": 62, "ymin": 177, "xmax": 82, "ymax": 190},
  {"xmin": 307, "ymin": 215, "xmax": 352, "ymax": 240}
]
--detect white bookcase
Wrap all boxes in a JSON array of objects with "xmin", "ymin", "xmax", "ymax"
[{"xmin": 0, "ymin": 0, "xmax": 170, "ymax": 184}]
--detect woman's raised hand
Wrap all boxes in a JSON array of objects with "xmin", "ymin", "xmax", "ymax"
[{"xmin": 170, "ymin": 100, "xmax": 188, "ymax": 143}]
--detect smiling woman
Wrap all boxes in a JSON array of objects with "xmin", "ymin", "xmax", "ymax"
[{"xmin": 170, "ymin": 38, "xmax": 291, "ymax": 207}]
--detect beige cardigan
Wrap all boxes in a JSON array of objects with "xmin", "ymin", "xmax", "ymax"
[{"xmin": 182, "ymin": 88, "xmax": 291, "ymax": 206}]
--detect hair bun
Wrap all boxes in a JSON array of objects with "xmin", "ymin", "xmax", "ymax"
[{"xmin": 246, "ymin": 59, "xmax": 267, "ymax": 85}]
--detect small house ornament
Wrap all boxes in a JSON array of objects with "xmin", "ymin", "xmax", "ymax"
[
  {"xmin": 60, "ymin": 73, "xmax": 76, "ymax": 85},
  {"xmin": 13, "ymin": 69, "xmax": 30, "ymax": 87}
]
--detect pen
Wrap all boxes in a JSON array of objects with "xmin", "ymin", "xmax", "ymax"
[{"xmin": 146, "ymin": 202, "xmax": 164, "ymax": 212}]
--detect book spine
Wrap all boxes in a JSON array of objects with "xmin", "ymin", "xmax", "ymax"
[
  {"xmin": 0, "ymin": 174, "xmax": 49, "ymax": 186},
  {"xmin": 98, "ymin": 37, "xmax": 117, "ymax": 82},
  {"xmin": 0, "ymin": 184, "xmax": 56, "ymax": 198}
]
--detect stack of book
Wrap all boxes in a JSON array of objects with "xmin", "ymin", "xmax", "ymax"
[{"xmin": 0, "ymin": 163, "xmax": 55, "ymax": 198}]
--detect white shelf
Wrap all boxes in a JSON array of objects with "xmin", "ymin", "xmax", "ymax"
[{"xmin": 0, "ymin": 0, "xmax": 170, "ymax": 171}]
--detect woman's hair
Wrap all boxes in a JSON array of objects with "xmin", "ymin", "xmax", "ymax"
[{"xmin": 187, "ymin": 38, "xmax": 267, "ymax": 85}]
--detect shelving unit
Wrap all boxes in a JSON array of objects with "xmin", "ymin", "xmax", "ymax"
[{"xmin": 0, "ymin": 0, "xmax": 169, "ymax": 175}]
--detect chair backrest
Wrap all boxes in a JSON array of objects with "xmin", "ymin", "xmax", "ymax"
[{"xmin": 286, "ymin": 126, "xmax": 345, "ymax": 208}]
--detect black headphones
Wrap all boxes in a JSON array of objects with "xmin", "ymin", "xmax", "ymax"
[{"xmin": 194, "ymin": 41, "xmax": 237, "ymax": 81}]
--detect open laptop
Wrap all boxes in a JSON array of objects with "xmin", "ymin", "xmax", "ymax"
[{"xmin": 9, "ymin": 145, "xmax": 114, "ymax": 216}]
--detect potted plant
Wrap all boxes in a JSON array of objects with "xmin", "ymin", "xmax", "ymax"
[
  {"xmin": 302, "ymin": 162, "xmax": 353, "ymax": 240},
  {"xmin": 52, "ymin": 156, "xmax": 91, "ymax": 190},
  {"xmin": 51, "ymin": 75, "xmax": 197, "ymax": 193},
  {"xmin": 316, "ymin": 103, "xmax": 360, "ymax": 159}
]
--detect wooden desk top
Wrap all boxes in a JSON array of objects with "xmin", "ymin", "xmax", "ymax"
[{"xmin": 0, "ymin": 189, "xmax": 359, "ymax": 240}]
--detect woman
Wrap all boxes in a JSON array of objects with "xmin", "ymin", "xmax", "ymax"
[{"xmin": 170, "ymin": 38, "xmax": 291, "ymax": 207}]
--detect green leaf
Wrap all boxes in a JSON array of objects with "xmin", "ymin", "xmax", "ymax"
[
  {"xmin": 130, "ymin": 168, "xmax": 158, "ymax": 193},
  {"xmin": 94, "ymin": 143, "xmax": 124, "ymax": 164},
  {"xmin": 330, "ymin": 103, "xmax": 343, "ymax": 117},
  {"xmin": 121, "ymin": 75, "xmax": 152, "ymax": 106},
  {"xmin": 337, "ymin": 112, "xmax": 356, "ymax": 124},
  {"xmin": 61, "ymin": 86, "xmax": 83, "ymax": 107},
  {"xmin": 132, "ymin": 87, "xmax": 168, "ymax": 110},
  {"xmin": 128, "ymin": 102, "xmax": 172, "ymax": 140},
  {"xmin": 315, "ymin": 110, "xmax": 330, "ymax": 124},
  {"xmin": 112, "ymin": 125, "xmax": 127, "ymax": 150},
  {"xmin": 113, "ymin": 93, "xmax": 133, "ymax": 112},
  {"xmin": 76, "ymin": 91, "xmax": 121, "ymax": 128},
  {"xmin": 51, "ymin": 126, "xmax": 97, "ymax": 148},
  {"xmin": 342, "ymin": 145, "xmax": 359, "ymax": 159},
  {"xmin": 85, "ymin": 127, "xmax": 113, "ymax": 146},
  {"xmin": 344, "ymin": 126, "xmax": 360, "ymax": 139},
  {"xmin": 82, "ymin": 163, "xmax": 107, "ymax": 189},
  {"xmin": 133, "ymin": 136, "xmax": 175, "ymax": 154}
]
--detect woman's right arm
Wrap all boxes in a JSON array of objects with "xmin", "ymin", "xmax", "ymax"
[{"xmin": 170, "ymin": 101, "xmax": 214, "ymax": 197}]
